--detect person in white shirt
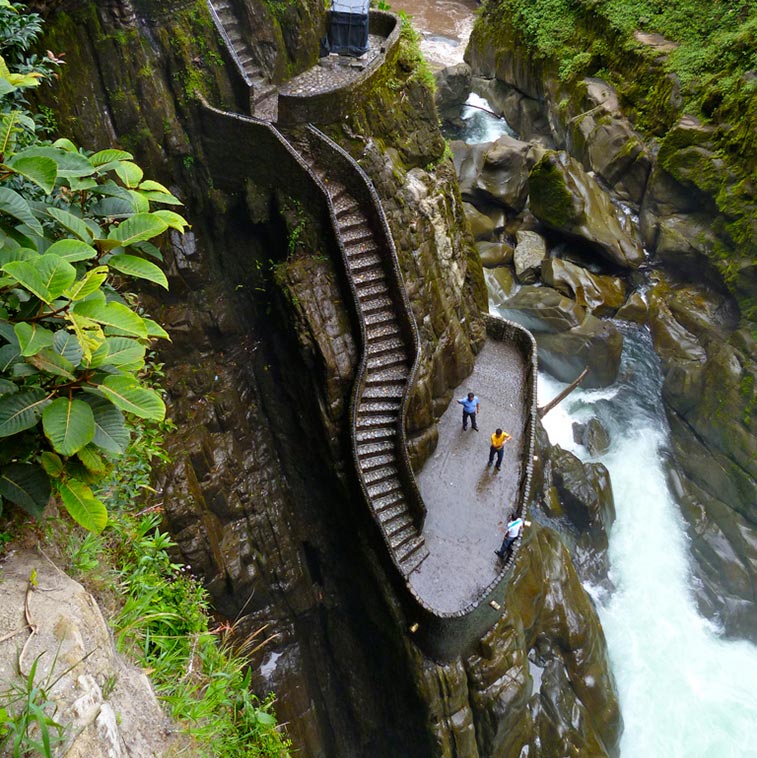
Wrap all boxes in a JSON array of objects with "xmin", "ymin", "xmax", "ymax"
[{"xmin": 495, "ymin": 513, "xmax": 524, "ymax": 559}]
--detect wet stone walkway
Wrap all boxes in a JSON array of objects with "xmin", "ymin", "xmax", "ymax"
[
  {"xmin": 280, "ymin": 35, "xmax": 386, "ymax": 96},
  {"xmin": 409, "ymin": 337, "xmax": 528, "ymax": 614}
]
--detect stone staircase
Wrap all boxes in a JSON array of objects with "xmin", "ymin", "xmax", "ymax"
[
  {"xmin": 295, "ymin": 135, "xmax": 429, "ymax": 576},
  {"xmin": 207, "ymin": 0, "xmax": 278, "ymax": 120}
]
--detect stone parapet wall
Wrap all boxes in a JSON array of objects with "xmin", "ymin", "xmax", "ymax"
[{"xmin": 278, "ymin": 10, "xmax": 401, "ymax": 125}]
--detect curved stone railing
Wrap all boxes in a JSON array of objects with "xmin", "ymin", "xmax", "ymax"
[{"xmin": 277, "ymin": 11, "xmax": 402, "ymax": 126}]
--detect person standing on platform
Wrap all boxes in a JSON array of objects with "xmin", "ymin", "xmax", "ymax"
[
  {"xmin": 487, "ymin": 428, "xmax": 511, "ymax": 470},
  {"xmin": 495, "ymin": 513, "xmax": 524, "ymax": 559},
  {"xmin": 457, "ymin": 392, "xmax": 480, "ymax": 431}
]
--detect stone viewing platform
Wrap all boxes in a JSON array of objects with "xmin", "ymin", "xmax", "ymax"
[
  {"xmin": 411, "ymin": 336, "xmax": 529, "ymax": 614},
  {"xmin": 279, "ymin": 35, "xmax": 388, "ymax": 99}
]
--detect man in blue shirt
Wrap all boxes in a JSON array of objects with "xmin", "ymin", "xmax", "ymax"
[
  {"xmin": 495, "ymin": 513, "xmax": 524, "ymax": 559},
  {"xmin": 457, "ymin": 392, "xmax": 480, "ymax": 431}
]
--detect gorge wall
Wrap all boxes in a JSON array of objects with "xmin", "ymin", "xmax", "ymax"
[{"xmin": 32, "ymin": 1, "xmax": 622, "ymax": 755}]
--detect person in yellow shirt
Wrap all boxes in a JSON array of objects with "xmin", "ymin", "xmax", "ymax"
[{"xmin": 487, "ymin": 428, "xmax": 511, "ymax": 471}]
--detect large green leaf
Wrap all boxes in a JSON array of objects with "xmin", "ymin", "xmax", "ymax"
[
  {"xmin": 73, "ymin": 299, "xmax": 148, "ymax": 339},
  {"xmin": 143, "ymin": 318, "xmax": 170, "ymax": 340},
  {"xmin": 153, "ymin": 210, "xmax": 189, "ymax": 231},
  {"xmin": 18, "ymin": 147, "xmax": 95, "ymax": 178},
  {"xmin": 90, "ymin": 149, "xmax": 133, "ymax": 166},
  {"xmin": 83, "ymin": 395, "xmax": 128, "ymax": 454},
  {"xmin": 42, "ymin": 396, "xmax": 95, "ymax": 455},
  {"xmin": 90, "ymin": 196, "xmax": 136, "ymax": 218},
  {"xmin": 109, "ymin": 254, "xmax": 168, "ymax": 289},
  {"xmin": 108, "ymin": 213, "xmax": 168, "ymax": 247},
  {"xmin": 76, "ymin": 444, "xmax": 107, "ymax": 474},
  {"xmin": 0, "ymin": 462, "xmax": 50, "ymax": 517},
  {"xmin": 6, "ymin": 154, "xmax": 57, "ymax": 194},
  {"xmin": 53, "ymin": 330, "xmax": 83, "ymax": 366},
  {"xmin": 0, "ymin": 378, "xmax": 17, "ymax": 396},
  {"xmin": 96, "ymin": 375, "xmax": 165, "ymax": 421},
  {"xmin": 14, "ymin": 322, "xmax": 54, "ymax": 356},
  {"xmin": 3, "ymin": 254, "xmax": 76, "ymax": 303},
  {"xmin": 63, "ymin": 265, "xmax": 108, "ymax": 301},
  {"xmin": 95, "ymin": 336, "xmax": 145, "ymax": 369},
  {"xmin": 58, "ymin": 479, "xmax": 107, "ymax": 533},
  {"xmin": 45, "ymin": 238, "xmax": 98, "ymax": 262},
  {"xmin": 0, "ymin": 343, "xmax": 20, "ymax": 372},
  {"xmin": 140, "ymin": 190, "xmax": 183, "ymax": 206},
  {"xmin": 85, "ymin": 401, "xmax": 128, "ymax": 455},
  {"xmin": 0, "ymin": 246, "xmax": 35, "ymax": 266},
  {"xmin": 0, "ymin": 388, "xmax": 49, "ymax": 437},
  {"xmin": 114, "ymin": 160, "xmax": 144, "ymax": 188},
  {"xmin": 0, "ymin": 187, "xmax": 43, "ymax": 235},
  {"xmin": 46, "ymin": 206, "xmax": 92, "ymax": 242},
  {"xmin": 27, "ymin": 348, "xmax": 76, "ymax": 380}
]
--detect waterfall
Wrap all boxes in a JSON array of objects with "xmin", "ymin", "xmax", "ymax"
[{"xmin": 536, "ymin": 324, "xmax": 757, "ymax": 757}]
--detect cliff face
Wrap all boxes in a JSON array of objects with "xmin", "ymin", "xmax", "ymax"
[{"xmin": 34, "ymin": 1, "xmax": 620, "ymax": 755}]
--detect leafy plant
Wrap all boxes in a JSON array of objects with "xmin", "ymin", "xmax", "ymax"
[
  {"xmin": 0, "ymin": 3, "xmax": 188, "ymax": 532},
  {"xmin": 0, "ymin": 652, "xmax": 66, "ymax": 758}
]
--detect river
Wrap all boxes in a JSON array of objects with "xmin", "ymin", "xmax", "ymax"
[{"xmin": 397, "ymin": 1, "xmax": 757, "ymax": 754}]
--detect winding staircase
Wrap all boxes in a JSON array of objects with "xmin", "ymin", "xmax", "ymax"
[
  {"xmin": 293, "ymin": 132, "xmax": 429, "ymax": 576},
  {"xmin": 207, "ymin": 0, "xmax": 277, "ymax": 119}
]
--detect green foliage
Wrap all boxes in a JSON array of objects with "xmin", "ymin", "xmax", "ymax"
[
  {"xmin": 0, "ymin": 5, "xmax": 189, "ymax": 532},
  {"xmin": 0, "ymin": 652, "xmax": 66, "ymax": 758},
  {"xmin": 397, "ymin": 12, "xmax": 436, "ymax": 93}
]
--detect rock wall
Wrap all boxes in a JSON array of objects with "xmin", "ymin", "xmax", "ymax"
[
  {"xmin": 33, "ymin": 1, "xmax": 621, "ymax": 755},
  {"xmin": 465, "ymin": 4, "xmax": 756, "ymax": 640}
]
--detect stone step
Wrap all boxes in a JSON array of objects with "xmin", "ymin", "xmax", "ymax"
[
  {"xmin": 383, "ymin": 511, "xmax": 414, "ymax": 539},
  {"xmin": 360, "ymin": 294, "xmax": 393, "ymax": 314},
  {"xmin": 364, "ymin": 308, "xmax": 397, "ymax": 327},
  {"xmin": 356, "ymin": 440, "xmax": 395, "ymax": 461},
  {"xmin": 353, "ymin": 268, "xmax": 386, "ymax": 289},
  {"xmin": 338, "ymin": 214, "xmax": 368, "ymax": 233},
  {"xmin": 373, "ymin": 498, "xmax": 406, "ymax": 520},
  {"xmin": 389, "ymin": 522, "xmax": 417, "ymax": 552},
  {"xmin": 360, "ymin": 382, "xmax": 404, "ymax": 400},
  {"xmin": 354, "ymin": 281, "xmax": 389, "ymax": 300},
  {"xmin": 364, "ymin": 366, "xmax": 407, "ymax": 384},
  {"xmin": 361, "ymin": 464, "xmax": 397, "ymax": 486},
  {"xmin": 357, "ymin": 452, "xmax": 395, "ymax": 470},
  {"xmin": 398, "ymin": 539, "xmax": 429, "ymax": 575},
  {"xmin": 366, "ymin": 477, "xmax": 402, "ymax": 500},
  {"xmin": 356, "ymin": 413, "xmax": 396, "ymax": 429},
  {"xmin": 365, "ymin": 323, "xmax": 402, "ymax": 343},
  {"xmin": 341, "ymin": 227, "xmax": 374, "ymax": 246},
  {"xmin": 366, "ymin": 350, "xmax": 406, "ymax": 370},
  {"xmin": 355, "ymin": 425, "xmax": 396, "ymax": 443},
  {"xmin": 359, "ymin": 400, "xmax": 401, "ymax": 415},
  {"xmin": 348, "ymin": 251, "xmax": 382, "ymax": 272},
  {"xmin": 367, "ymin": 335, "xmax": 405, "ymax": 356}
]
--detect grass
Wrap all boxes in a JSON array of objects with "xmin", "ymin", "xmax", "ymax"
[{"xmin": 0, "ymin": 388, "xmax": 291, "ymax": 758}]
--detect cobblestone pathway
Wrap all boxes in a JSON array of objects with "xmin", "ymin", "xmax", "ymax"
[
  {"xmin": 280, "ymin": 35, "xmax": 386, "ymax": 96},
  {"xmin": 410, "ymin": 337, "xmax": 528, "ymax": 613}
]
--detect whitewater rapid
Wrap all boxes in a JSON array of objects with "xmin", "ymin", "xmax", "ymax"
[{"xmin": 537, "ymin": 326, "xmax": 757, "ymax": 757}]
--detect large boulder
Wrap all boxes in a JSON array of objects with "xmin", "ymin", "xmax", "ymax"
[
  {"xmin": 500, "ymin": 287, "xmax": 623, "ymax": 387},
  {"xmin": 528, "ymin": 150, "xmax": 645, "ymax": 269},
  {"xmin": 542, "ymin": 257, "xmax": 627, "ymax": 316},
  {"xmin": 435, "ymin": 62, "xmax": 472, "ymax": 123},
  {"xmin": 463, "ymin": 201, "xmax": 496, "ymax": 240},
  {"xmin": 477, "ymin": 240, "xmax": 514, "ymax": 268},
  {"xmin": 475, "ymin": 134, "xmax": 534, "ymax": 211},
  {"xmin": 514, "ymin": 229, "xmax": 547, "ymax": 283},
  {"xmin": 499, "ymin": 285, "xmax": 585, "ymax": 333},
  {"xmin": 536, "ymin": 314, "xmax": 624, "ymax": 388},
  {"xmin": 562, "ymin": 78, "xmax": 652, "ymax": 206}
]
